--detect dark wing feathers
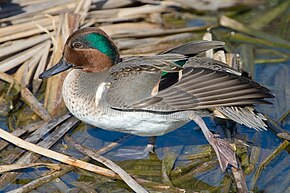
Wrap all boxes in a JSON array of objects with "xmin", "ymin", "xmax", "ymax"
[
  {"xmin": 159, "ymin": 41, "xmax": 233, "ymax": 90},
  {"xmin": 125, "ymin": 67, "xmax": 273, "ymax": 111},
  {"xmin": 152, "ymin": 68, "xmax": 272, "ymax": 110},
  {"xmin": 161, "ymin": 40, "xmax": 225, "ymax": 56},
  {"xmin": 185, "ymin": 57, "xmax": 241, "ymax": 75}
]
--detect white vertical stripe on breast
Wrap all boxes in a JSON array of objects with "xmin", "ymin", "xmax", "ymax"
[{"xmin": 95, "ymin": 82, "xmax": 109, "ymax": 107}]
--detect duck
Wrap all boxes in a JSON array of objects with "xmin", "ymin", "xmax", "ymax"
[{"xmin": 39, "ymin": 27, "xmax": 273, "ymax": 171}]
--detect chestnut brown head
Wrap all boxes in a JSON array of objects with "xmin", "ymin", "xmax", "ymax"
[{"xmin": 39, "ymin": 27, "xmax": 120, "ymax": 79}]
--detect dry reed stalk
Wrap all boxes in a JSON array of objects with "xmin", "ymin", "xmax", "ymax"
[
  {"xmin": 112, "ymin": 25, "xmax": 211, "ymax": 38},
  {"xmin": 232, "ymin": 167, "xmax": 248, "ymax": 193},
  {"xmin": 0, "ymin": 72, "xmax": 15, "ymax": 93},
  {"xmin": 83, "ymin": 14, "xmax": 144, "ymax": 27},
  {"xmin": 14, "ymin": 60, "xmax": 28, "ymax": 86},
  {"xmin": 134, "ymin": 177, "xmax": 188, "ymax": 193},
  {"xmin": 1, "ymin": 116, "xmax": 69, "ymax": 170},
  {"xmin": 0, "ymin": 114, "xmax": 71, "ymax": 165},
  {"xmin": 0, "ymin": 163, "xmax": 61, "ymax": 173},
  {"xmin": 3, "ymin": 134, "xmax": 132, "ymax": 193},
  {"xmin": 0, "ymin": 13, "xmax": 44, "ymax": 25},
  {"xmin": 118, "ymin": 4, "xmax": 170, "ymax": 18},
  {"xmin": 74, "ymin": 0, "xmax": 92, "ymax": 24},
  {"xmin": 0, "ymin": 43, "xmax": 44, "ymax": 72},
  {"xmin": 0, "ymin": 34, "xmax": 50, "ymax": 58},
  {"xmin": 245, "ymin": 149, "xmax": 260, "ymax": 175},
  {"xmin": 100, "ymin": 22, "xmax": 160, "ymax": 36},
  {"xmin": 20, "ymin": 87, "xmax": 51, "ymax": 121},
  {"xmin": 12, "ymin": 0, "xmax": 56, "ymax": 7},
  {"xmin": 66, "ymin": 136, "xmax": 149, "ymax": 193},
  {"xmin": 0, "ymin": 0, "xmax": 76, "ymax": 23},
  {"xmin": 0, "ymin": 16, "xmax": 59, "ymax": 38},
  {"xmin": 33, "ymin": 40, "xmax": 52, "ymax": 93},
  {"xmin": 87, "ymin": 4, "xmax": 170, "ymax": 20},
  {"xmin": 41, "ymin": 1, "xmax": 79, "ymax": 15},
  {"xmin": 26, "ymin": 114, "xmax": 71, "ymax": 143},
  {"xmin": 21, "ymin": 49, "xmax": 43, "ymax": 88},
  {"xmin": 119, "ymin": 33, "xmax": 195, "ymax": 51},
  {"xmin": 177, "ymin": 146, "xmax": 212, "ymax": 161},
  {"xmin": 265, "ymin": 115, "xmax": 290, "ymax": 140},
  {"xmin": 0, "ymin": 25, "xmax": 56, "ymax": 43},
  {"xmin": 0, "ymin": 121, "xmax": 46, "ymax": 151},
  {"xmin": 0, "ymin": 117, "xmax": 78, "ymax": 189},
  {"xmin": 0, "ymin": 128, "xmax": 118, "ymax": 178},
  {"xmin": 6, "ymin": 165, "xmax": 74, "ymax": 193},
  {"xmin": 203, "ymin": 32, "xmax": 214, "ymax": 58},
  {"xmin": 90, "ymin": 0, "xmax": 138, "ymax": 10},
  {"xmin": 44, "ymin": 13, "xmax": 80, "ymax": 117}
]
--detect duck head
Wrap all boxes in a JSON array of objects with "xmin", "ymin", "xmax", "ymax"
[{"xmin": 39, "ymin": 27, "xmax": 120, "ymax": 79}]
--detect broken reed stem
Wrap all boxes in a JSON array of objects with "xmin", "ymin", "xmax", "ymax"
[
  {"xmin": 231, "ymin": 167, "xmax": 249, "ymax": 193},
  {"xmin": 0, "ymin": 116, "xmax": 77, "ymax": 190},
  {"xmin": 0, "ymin": 163, "xmax": 61, "ymax": 173},
  {"xmin": 20, "ymin": 87, "xmax": 51, "ymax": 122},
  {"xmin": 65, "ymin": 136, "xmax": 148, "ymax": 193},
  {"xmin": 6, "ymin": 165, "xmax": 73, "ymax": 193},
  {"xmin": 0, "ymin": 72, "xmax": 15, "ymax": 93},
  {"xmin": 111, "ymin": 25, "xmax": 212, "ymax": 39},
  {"xmin": 0, "ymin": 43, "xmax": 44, "ymax": 72},
  {"xmin": 0, "ymin": 120, "xmax": 52, "ymax": 151},
  {"xmin": 0, "ymin": 128, "xmax": 118, "ymax": 179},
  {"xmin": 4, "ymin": 134, "xmax": 132, "ymax": 193},
  {"xmin": 0, "ymin": 34, "xmax": 51, "ymax": 58}
]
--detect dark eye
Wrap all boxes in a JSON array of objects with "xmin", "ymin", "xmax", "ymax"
[{"xmin": 72, "ymin": 42, "xmax": 83, "ymax": 49}]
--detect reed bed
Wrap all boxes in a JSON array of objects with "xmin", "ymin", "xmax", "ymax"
[{"xmin": 0, "ymin": 0, "xmax": 289, "ymax": 192}]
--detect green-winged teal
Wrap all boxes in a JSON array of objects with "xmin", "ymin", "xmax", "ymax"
[{"xmin": 39, "ymin": 27, "xmax": 273, "ymax": 171}]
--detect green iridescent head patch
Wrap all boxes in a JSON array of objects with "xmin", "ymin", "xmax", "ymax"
[{"xmin": 84, "ymin": 33, "xmax": 118, "ymax": 63}]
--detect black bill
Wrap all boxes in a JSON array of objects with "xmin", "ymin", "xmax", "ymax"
[{"xmin": 39, "ymin": 58, "xmax": 73, "ymax": 79}]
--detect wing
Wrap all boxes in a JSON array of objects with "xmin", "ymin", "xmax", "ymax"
[
  {"xmin": 105, "ymin": 59, "xmax": 273, "ymax": 112},
  {"xmin": 104, "ymin": 40, "xmax": 273, "ymax": 112},
  {"xmin": 138, "ymin": 67, "xmax": 273, "ymax": 111},
  {"xmin": 105, "ymin": 54, "xmax": 186, "ymax": 109}
]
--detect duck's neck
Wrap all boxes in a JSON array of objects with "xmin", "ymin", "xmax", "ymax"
[{"xmin": 62, "ymin": 69, "xmax": 109, "ymax": 116}]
